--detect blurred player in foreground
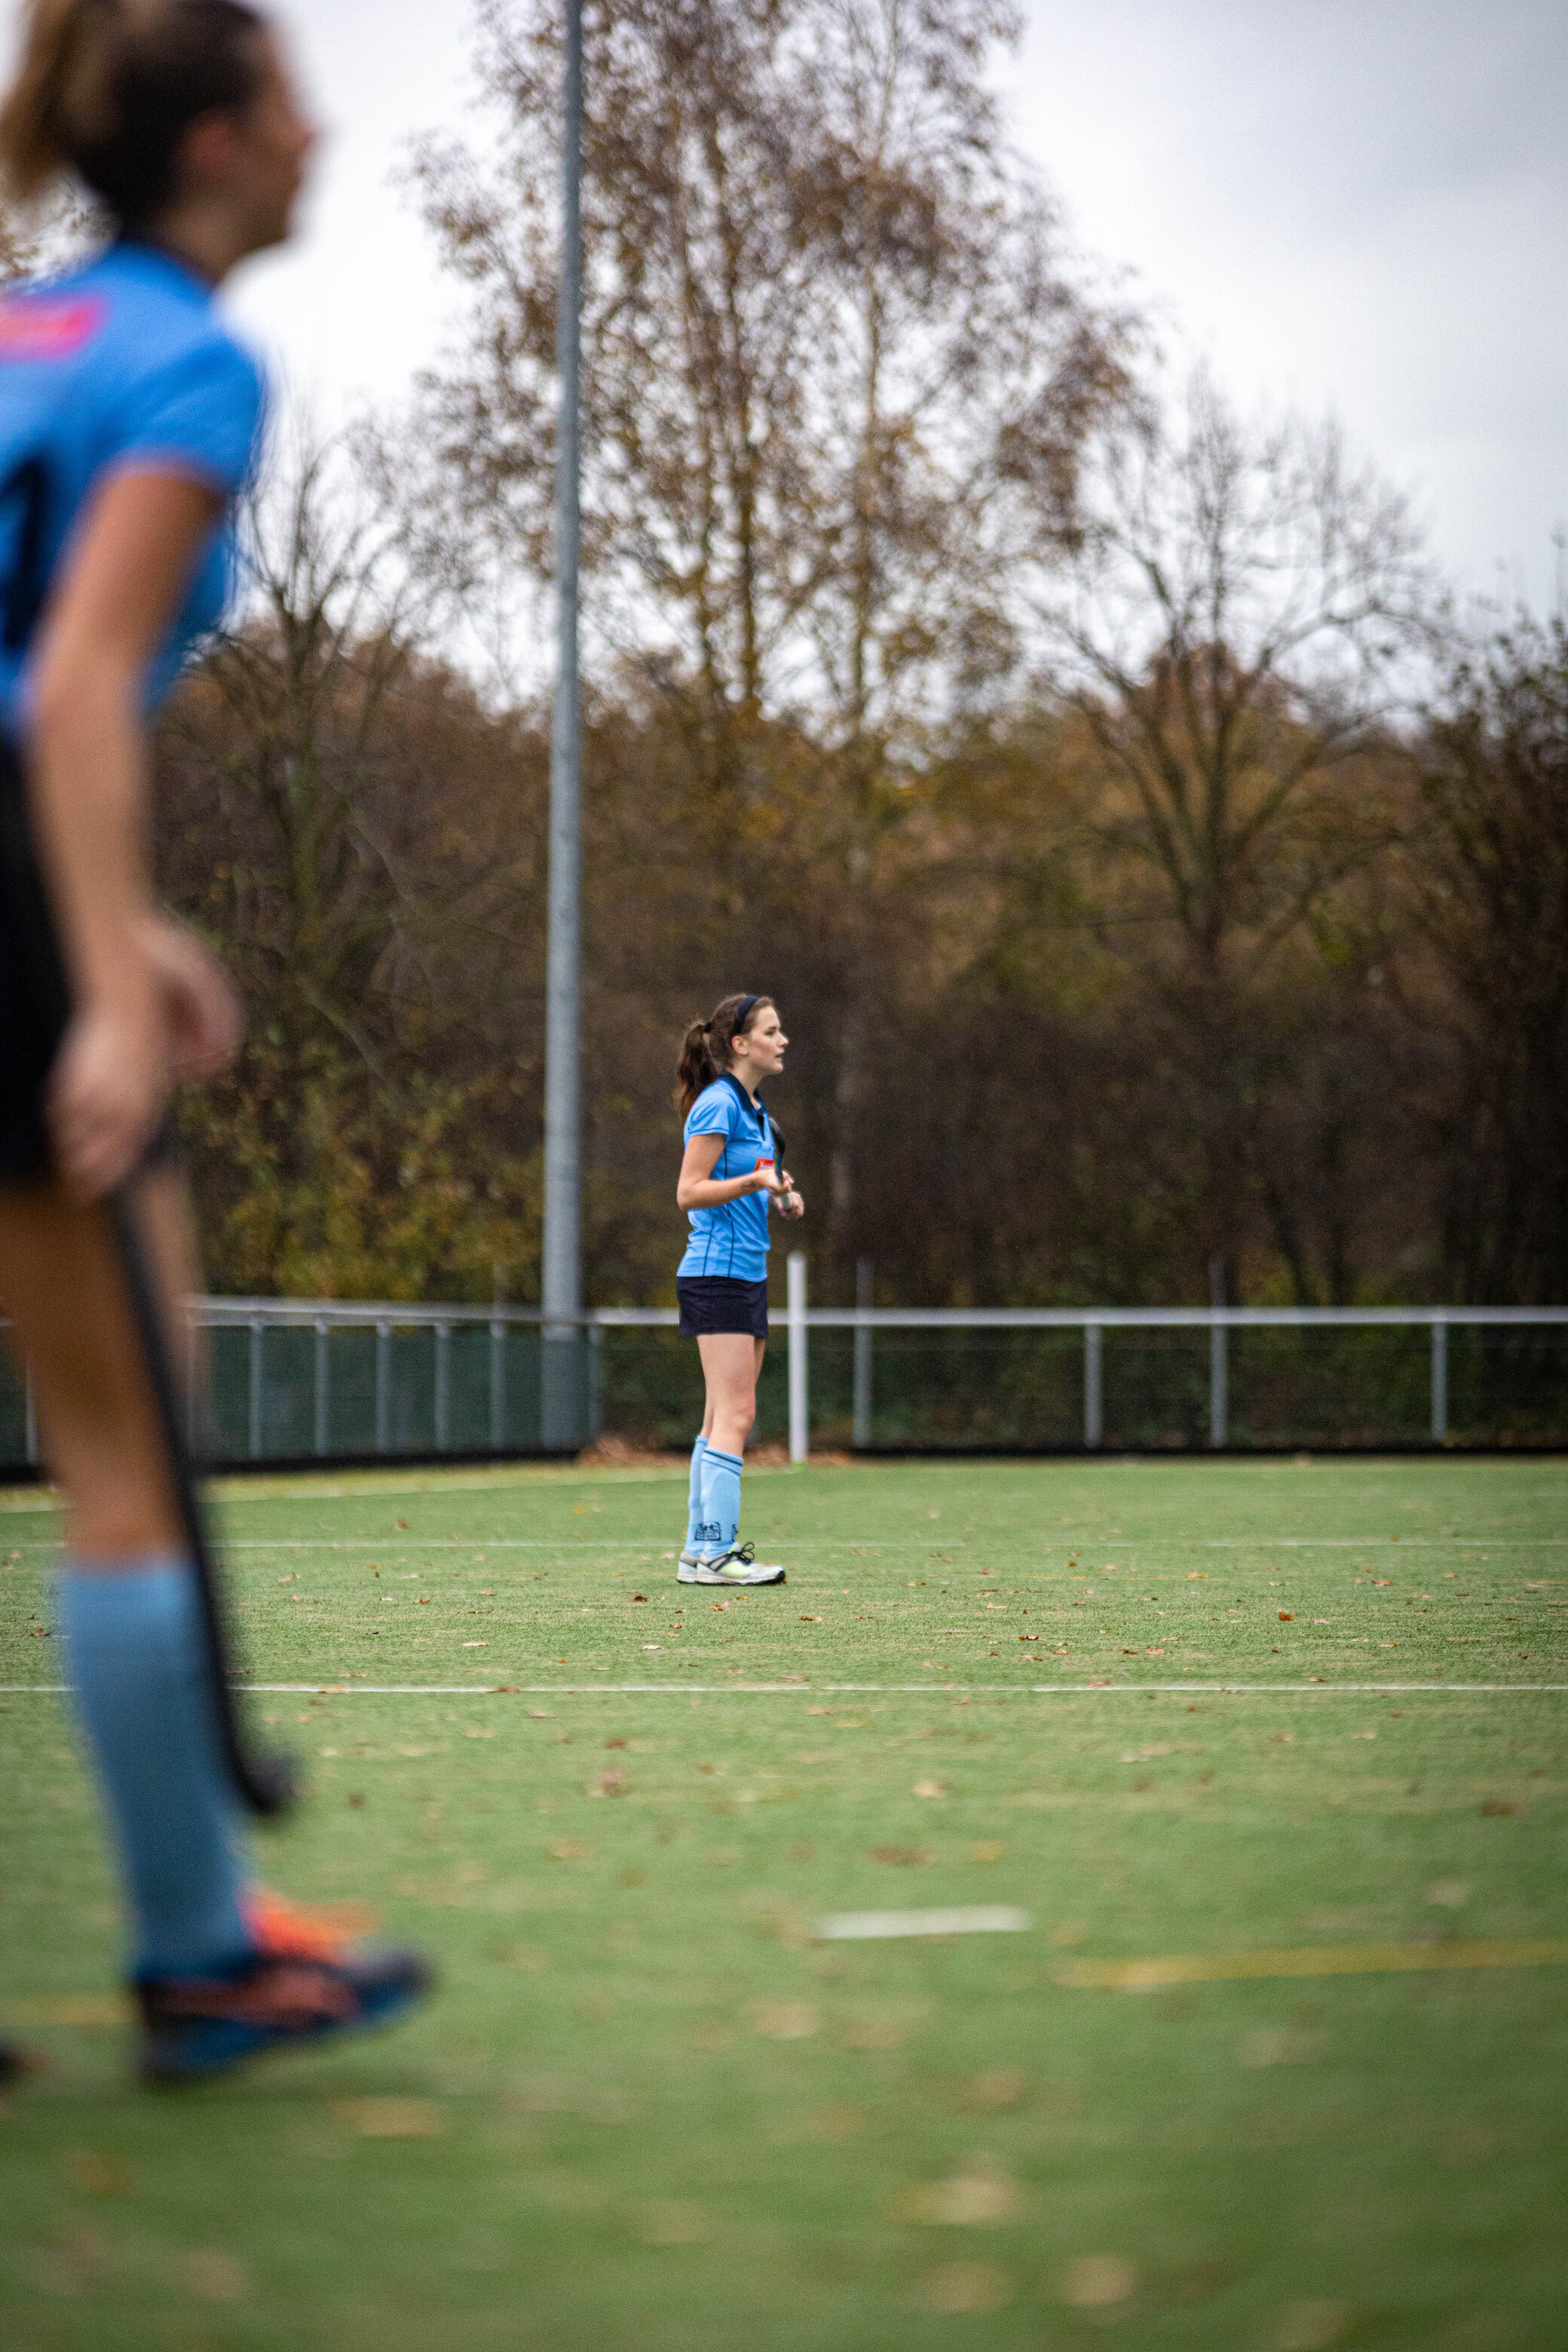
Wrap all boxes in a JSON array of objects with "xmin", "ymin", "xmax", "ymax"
[
  {"xmin": 0, "ymin": 0, "xmax": 428, "ymax": 2082},
  {"xmin": 673, "ymin": 993, "xmax": 804, "ymax": 1587}
]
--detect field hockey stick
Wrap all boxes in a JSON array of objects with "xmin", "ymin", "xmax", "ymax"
[{"xmin": 107, "ymin": 1181, "xmax": 298, "ymax": 1820}]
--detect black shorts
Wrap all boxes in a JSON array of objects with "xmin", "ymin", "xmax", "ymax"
[
  {"xmin": 677, "ymin": 1276, "xmax": 769, "ymax": 1339},
  {"xmin": 0, "ymin": 735, "xmax": 72, "ymax": 1184}
]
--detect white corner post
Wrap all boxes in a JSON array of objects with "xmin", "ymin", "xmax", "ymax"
[
  {"xmin": 540, "ymin": 0, "xmax": 585, "ymax": 1447},
  {"xmin": 787, "ymin": 1251, "xmax": 809, "ymax": 1464},
  {"xmin": 1430, "ymin": 1318, "xmax": 1448, "ymax": 1444}
]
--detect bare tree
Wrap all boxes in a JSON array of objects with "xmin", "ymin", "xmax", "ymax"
[
  {"xmin": 1021, "ymin": 370, "xmax": 1434, "ymax": 1297},
  {"xmin": 410, "ymin": 0, "xmax": 1136, "ymax": 1269},
  {"xmin": 1410, "ymin": 614, "xmax": 1568, "ymax": 1301}
]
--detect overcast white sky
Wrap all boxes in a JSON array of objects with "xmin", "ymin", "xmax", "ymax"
[{"xmin": 198, "ymin": 0, "xmax": 1568, "ymax": 610}]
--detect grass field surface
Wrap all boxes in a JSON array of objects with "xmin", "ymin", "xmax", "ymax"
[{"xmin": 2, "ymin": 1456, "xmax": 1565, "ymax": 2350}]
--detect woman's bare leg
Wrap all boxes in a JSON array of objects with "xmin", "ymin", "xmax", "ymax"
[
  {"xmin": 0, "ymin": 1162, "xmax": 196, "ymax": 1562},
  {"xmin": 697, "ymin": 1331, "xmax": 761, "ymax": 1459}
]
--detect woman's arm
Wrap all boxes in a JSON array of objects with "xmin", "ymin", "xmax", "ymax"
[
  {"xmin": 676, "ymin": 1129, "xmax": 786, "ymax": 1213},
  {"xmin": 26, "ymin": 469, "xmax": 228, "ymax": 1200}
]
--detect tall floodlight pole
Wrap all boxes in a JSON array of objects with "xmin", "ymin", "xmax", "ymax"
[{"xmin": 541, "ymin": 0, "xmax": 583, "ymax": 1446}]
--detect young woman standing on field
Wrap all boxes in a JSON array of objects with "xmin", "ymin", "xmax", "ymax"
[
  {"xmin": 674, "ymin": 994, "xmax": 804, "ymax": 1586},
  {"xmin": 0, "ymin": 0, "xmax": 428, "ymax": 2084}
]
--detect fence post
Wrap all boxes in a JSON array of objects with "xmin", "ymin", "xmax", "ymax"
[
  {"xmin": 375, "ymin": 1321, "xmax": 391, "ymax": 1455},
  {"xmin": 1431, "ymin": 1318, "xmax": 1448, "ymax": 1444},
  {"xmin": 314, "ymin": 1318, "xmax": 329, "ymax": 1456},
  {"xmin": 1083, "ymin": 1321, "xmax": 1103, "ymax": 1448},
  {"xmin": 1209, "ymin": 1315, "xmax": 1228, "ymax": 1449},
  {"xmin": 434, "ymin": 1322, "xmax": 452, "ymax": 1453},
  {"xmin": 587, "ymin": 1320, "xmax": 603, "ymax": 1441},
  {"xmin": 489, "ymin": 1318, "xmax": 507, "ymax": 1452},
  {"xmin": 787, "ymin": 1251, "xmax": 809, "ymax": 1465},
  {"xmin": 248, "ymin": 1318, "xmax": 264, "ymax": 1462},
  {"xmin": 853, "ymin": 1257, "xmax": 874, "ymax": 1450},
  {"xmin": 187, "ymin": 1314, "xmax": 201, "ymax": 1453},
  {"xmin": 24, "ymin": 1360, "xmax": 37, "ymax": 1466}
]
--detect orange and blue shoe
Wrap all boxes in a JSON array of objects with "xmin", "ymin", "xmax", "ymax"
[{"xmin": 137, "ymin": 1900, "xmax": 432, "ymax": 2084}]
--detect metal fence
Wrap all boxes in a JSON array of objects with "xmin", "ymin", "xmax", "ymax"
[{"xmin": 2, "ymin": 1252, "xmax": 1566, "ymax": 1472}]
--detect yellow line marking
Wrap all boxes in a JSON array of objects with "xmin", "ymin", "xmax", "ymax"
[
  {"xmin": 1056, "ymin": 1938, "xmax": 1568, "ymax": 1988},
  {"xmin": 10, "ymin": 1995, "xmax": 130, "ymax": 2026}
]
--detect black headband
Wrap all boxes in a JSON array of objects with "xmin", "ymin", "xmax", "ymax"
[{"xmin": 729, "ymin": 994, "xmax": 760, "ymax": 1038}]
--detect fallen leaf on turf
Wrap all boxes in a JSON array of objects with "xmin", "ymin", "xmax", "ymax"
[
  {"xmin": 591, "ymin": 1769, "xmax": 625, "ymax": 1796},
  {"xmin": 800, "ymin": 1614, "xmax": 823, "ymax": 1622},
  {"xmin": 971, "ymin": 1841, "xmax": 1004, "ymax": 1863},
  {"xmin": 1241, "ymin": 2026, "xmax": 1327, "ymax": 2068},
  {"xmin": 178, "ymin": 2251, "xmax": 250, "ymax": 2301},
  {"xmin": 550, "ymin": 1839, "xmax": 589, "ymax": 1860},
  {"xmin": 639, "ymin": 2200, "xmax": 709, "ymax": 2246},
  {"xmin": 1279, "ymin": 1611, "xmax": 1294, "ymax": 1622},
  {"xmin": 914, "ymin": 1779, "xmax": 948, "ymax": 1799},
  {"xmin": 1061, "ymin": 2253, "xmax": 1139, "ymax": 2308},
  {"xmin": 462, "ymin": 1640, "xmax": 489, "ymax": 1649},
  {"xmin": 920, "ymin": 2262, "xmax": 1012, "ymax": 2314},
  {"xmin": 605, "ymin": 1736, "xmax": 628, "ymax": 1749},
  {"xmin": 1426, "ymin": 1879, "xmax": 1470, "ymax": 1908},
  {"xmin": 752, "ymin": 2001, "xmax": 820, "ymax": 2040},
  {"xmin": 889, "ymin": 2170, "xmax": 1023, "ymax": 2225},
  {"xmin": 873, "ymin": 1845, "xmax": 931, "ymax": 1866},
  {"xmin": 838, "ymin": 2014, "xmax": 907, "ymax": 2050},
  {"xmin": 332, "ymin": 2099, "xmax": 445, "ymax": 2139},
  {"xmin": 810, "ymin": 2102, "xmax": 865, "ymax": 2139},
  {"xmin": 1270, "ymin": 2300, "xmax": 1356, "ymax": 2351},
  {"xmin": 1481, "ymin": 1799, "xmax": 1517, "ymax": 1817},
  {"xmin": 66, "ymin": 2152, "xmax": 133, "ymax": 2197},
  {"xmin": 954, "ymin": 2069, "xmax": 1026, "ymax": 2110}
]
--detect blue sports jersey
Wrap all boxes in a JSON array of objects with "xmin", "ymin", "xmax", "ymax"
[
  {"xmin": 0, "ymin": 240, "xmax": 266, "ymax": 739},
  {"xmin": 678, "ymin": 1074, "xmax": 776, "ymax": 1281}
]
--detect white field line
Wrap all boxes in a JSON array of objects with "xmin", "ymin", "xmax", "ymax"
[
  {"xmin": 819, "ymin": 1906, "xmax": 1030, "ymax": 1939},
  {"xmin": 3, "ymin": 1680, "xmax": 1564, "ymax": 1698}
]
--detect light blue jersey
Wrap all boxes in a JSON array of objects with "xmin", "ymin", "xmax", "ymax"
[
  {"xmin": 678, "ymin": 1074, "xmax": 775, "ymax": 1280},
  {"xmin": 0, "ymin": 240, "xmax": 266, "ymax": 739}
]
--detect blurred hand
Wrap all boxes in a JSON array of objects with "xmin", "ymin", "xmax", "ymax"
[
  {"xmin": 140, "ymin": 915, "xmax": 243, "ymax": 1083},
  {"xmin": 779, "ymin": 1170, "xmax": 805, "ymax": 1219},
  {"xmin": 47, "ymin": 999, "xmax": 165, "ymax": 1202}
]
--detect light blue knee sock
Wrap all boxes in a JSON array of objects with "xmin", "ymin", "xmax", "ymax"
[
  {"xmin": 697, "ymin": 1447, "xmax": 743, "ymax": 1557},
  {"xmin": 59, "ymin": 1558, "xmax": 253, "ymax": 1980},
  {"xmin": 685, "ymin": 1435, "xmax": 708, "ymax": 1553}
]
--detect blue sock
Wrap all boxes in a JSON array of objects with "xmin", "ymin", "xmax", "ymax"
[
  {"xmin": 59, "ymin": 1558, "xmax": 253, "ymax": 1980},
  {"xmin": 685, "ymin": 1436, "xmax": 708, "ymax": 1553},
  {"xmin": 697, "ymin": 1447, "xmax": 743, "ymax": 1557}
]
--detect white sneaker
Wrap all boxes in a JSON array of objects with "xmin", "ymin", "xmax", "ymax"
[
  {"xmin": 692, "ymin": 1543, "xmax": 786, "ymax": 1588},
  {"xmin": 677, "ymin": 1549, "xmax": 703, "ymax": 1584}
]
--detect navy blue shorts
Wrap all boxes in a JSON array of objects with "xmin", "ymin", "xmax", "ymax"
[
  {"xmin": 677, "ymin": 1276, "xmax": 769, "ymax": 1340},
  {"xmin": 0, "ymin": 738, "xmax": 72, "ymax": 1182}
]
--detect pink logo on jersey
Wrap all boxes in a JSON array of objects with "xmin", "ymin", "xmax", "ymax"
[{"xmin": 0, "ymin": 296, "xmax": 106, "ymax": 361}]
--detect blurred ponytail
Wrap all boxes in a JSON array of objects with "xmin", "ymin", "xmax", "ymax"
[
  {"xmin": 674, "ymin": 992, "xmax": 776, "ymax": 1117},
  {"xmin": 0, "ymin": 0, "xmax": 266, "ymax": 223}
]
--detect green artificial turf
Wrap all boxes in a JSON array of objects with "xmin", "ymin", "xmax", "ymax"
[{"xmin": 1, "ymin": 1455, "xmax": 1565, "ymax": 2351}]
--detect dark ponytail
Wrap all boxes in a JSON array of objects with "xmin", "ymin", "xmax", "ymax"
[
  {"xmin": 675, "ymin": 991, "xmax": 778, "ymax": 1128},
  {"xmin": 0, "ymin": 0, "xmax": 268, "ymax": 225}
]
